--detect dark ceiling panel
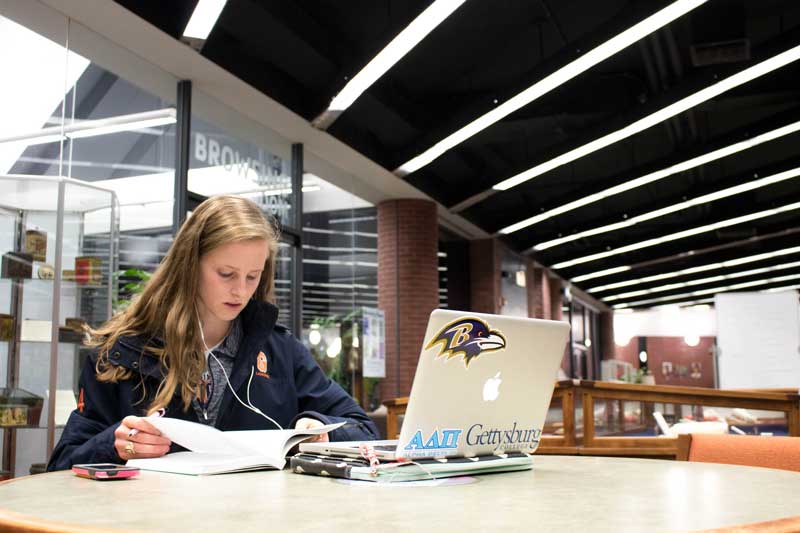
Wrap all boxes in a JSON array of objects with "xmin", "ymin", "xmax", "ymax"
[{"xmin": 113, "ymin": 0, "xmax": 800, "ymax": 308}]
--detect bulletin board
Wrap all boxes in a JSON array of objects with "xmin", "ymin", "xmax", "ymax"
[{"xmin": 715, "ymin": 291, "xmax": 800, "ymax": 389}]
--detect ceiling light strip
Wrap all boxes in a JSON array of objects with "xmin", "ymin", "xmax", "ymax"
[
  {"xmin": 604, "ymin": 259, "xmax": 800, "ymax": 301},
  {"xmin": 499, "ymin": 120, "xmax": 800, "ymax": 235},
  {"xmin": 573, "ymin": 266, "xmax": 632, "ymax": 283},
  {"xmin": 492, "ymin": 43, "xmax": 800, "ymax": 193},
  {"xmin": 328, "ymin": 0, "xmax": 466, "ymax": 113},
  {"xmin": 533, "ymin": 166, "xmax": 800, "ymax": 250},
  {"xmin": 395, "ymin": 0, "xmax": 706, "ymax": 176},
  {"xmin": 183, "ymin": 0, "xmax": 228, "ymax": 40},
  {"xmin": 574, "ymin": 227, "xmax": 800, "ymax": 283},
  {"xmin": 66, "ymin": 116, "xmax": 175, "ymax": 139},
  {"xmin": 0, "ymin": 108, "xmax": 176, "ymax": 146},
  {"xmin": 764, "ymin": 284, "xmax": 800, "ymax": 293},
  {"xmin": 612, "ymin": 272, "xmax": 800, "ymax": 308},
  {"xmin": 553, "ymin": 200, "xmax": 800, "ymax": 270},
  {"xmin": 588, "ymin": 245, "xmax": 800, "ymax": 293}
]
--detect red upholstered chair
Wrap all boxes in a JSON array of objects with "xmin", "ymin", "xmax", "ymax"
[{"xmin": 677, "ymin": 433, "xmax": 800, "ymax": 472}]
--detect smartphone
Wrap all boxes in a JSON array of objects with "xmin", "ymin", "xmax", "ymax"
[{"xmin": 72, "ymin": 463, "xmax": 140, "ymax": 480}]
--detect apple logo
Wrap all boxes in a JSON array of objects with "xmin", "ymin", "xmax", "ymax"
[{"xmin": 482, "ymin": 372, "xmax": 502, "ymax": 401}]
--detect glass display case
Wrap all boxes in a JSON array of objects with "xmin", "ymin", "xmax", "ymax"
[{"xmin": 0, "ymin": 175, "xmax": 119, "ymax": 478}]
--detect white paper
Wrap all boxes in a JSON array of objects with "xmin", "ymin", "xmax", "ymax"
[
  {"xmin": 147, "ymin": 417, "xmax": 344, "ymax": 456},
  {"xmin": 40, "ymin": 389, "xmax": 78, "ymax": 427},
  {"xmin": 128, "ymin": 452, "xmax": 283, "ymax": 475},
  {"xmin": 362, "ymin": 307, "xmax": 386, "ymax": 378},
  {"xmin": 20, "ymin": 319, "xmax": 52, "ymax": 342}
]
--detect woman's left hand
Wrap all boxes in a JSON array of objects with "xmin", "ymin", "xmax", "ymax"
[{"xmin": 295, "ymin": 417, "xmax": 329, "ymax": 442}]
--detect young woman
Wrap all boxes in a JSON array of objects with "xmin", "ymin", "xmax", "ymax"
[{"xmin": 48, "ymin": 195, "xmax": 378, "ymax": 470}]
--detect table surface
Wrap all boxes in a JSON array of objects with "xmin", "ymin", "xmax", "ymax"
[{"xmin": 2, "ymin": 455, "xmax": 800, "ymax": 532}]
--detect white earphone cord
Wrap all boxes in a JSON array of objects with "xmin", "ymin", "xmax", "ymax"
[{"xmin": 197, "ymin": 315, "xmax": 283, "ymax": 430}]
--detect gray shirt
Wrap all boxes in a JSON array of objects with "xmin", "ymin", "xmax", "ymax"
[{"xmin": 191, "ymin": 317, "xmax": 243, "ymax": 427}]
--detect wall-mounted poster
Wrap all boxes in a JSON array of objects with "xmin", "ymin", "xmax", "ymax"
[{"xmin": 361, "ymin": 307, "xmax": 385, "ymax": 378}]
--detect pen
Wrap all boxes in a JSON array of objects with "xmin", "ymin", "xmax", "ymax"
[{"xmin": 127, "ymin": 408, "xmax": 165, "ymax": 438}]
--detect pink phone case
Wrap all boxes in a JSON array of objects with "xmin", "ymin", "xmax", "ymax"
[{"xmin": 72, "ymin": 465, "xmax": 140, "ymax": 480}]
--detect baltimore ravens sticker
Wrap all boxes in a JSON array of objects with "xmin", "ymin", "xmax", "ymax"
[{"xmin": 425, "ymin": 316, "xmax": 506, "ymax": 368}]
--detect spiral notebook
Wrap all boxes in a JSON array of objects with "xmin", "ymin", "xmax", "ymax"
[{"xmin": 290, "ymin": 451, "xmax": 533, "ymax": 482}]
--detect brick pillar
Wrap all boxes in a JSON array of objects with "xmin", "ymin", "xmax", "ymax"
[
  {"xmin": 469, "ymin": 238, "xmax": 502, "ymax": 314},
  {"xmin": 378, "ymin": 199, "xmax": 439, "ymax": 401},
  {"xmin": 548, "ymin": 276, "xmax": 563, "ymax": 321},
  {"xmin": 546, "ymin": 276, "xmax": 569, "ymax": 374},
  {"xmin": 600, "ymin": 311, "xmax": 615, "ymax": 362},
  {"xmin": 525, "ymin": 259, "xmax": 536, "ymax": 319},
  {"xmin": 529, "ymin": 266, "xmax": 551, "ymax": 319}
]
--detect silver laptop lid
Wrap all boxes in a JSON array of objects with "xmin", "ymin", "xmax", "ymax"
[{"xmin": 396, "ymin": 309, "xmax": 569, "ymax": 460}]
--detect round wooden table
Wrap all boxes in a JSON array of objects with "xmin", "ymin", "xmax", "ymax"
[{"xmin": 1, "ymin": 455, "xmax": 800, "ymax": 532}]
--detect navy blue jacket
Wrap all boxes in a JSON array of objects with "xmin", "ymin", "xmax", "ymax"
[{"xmin": 47, "ymin": 300, "xmax": 379, "ymax": 471}]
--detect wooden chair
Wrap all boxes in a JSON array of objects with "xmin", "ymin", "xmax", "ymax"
[
  {"xmin": 677, "ymin": 433, "xmax": 800, "ymax": 472},
  {"xmin": 579, "ymin": 380, "xmax": 800, "ymax": 459}
]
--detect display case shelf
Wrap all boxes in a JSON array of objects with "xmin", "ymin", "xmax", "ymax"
[
  {"xmin": 0, "ymin": 425, "xmax": 66, "ymax": 430},
  {"xmin": 0, "ymin": 278, "xmax": 110, "ymax": 289}
]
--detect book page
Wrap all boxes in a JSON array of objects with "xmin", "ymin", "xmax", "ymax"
[
  {"xmin": 225, "ymin": 422, "xmax": 345, "ymax": 456},
  {"xmin": 147, "ymin": 417, "xmax": 231, "ymax": 454},
  {"xmin": 148, "ymin": 417, "xmax": 344, "ymax": 456},
  {"xmin": 128, "ymin": 452, "xmax": 282, "ymax": 475}
]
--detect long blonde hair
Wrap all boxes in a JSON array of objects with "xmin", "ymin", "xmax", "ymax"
[{"xmin": 90, "ymin": 195, "xmax": 279, "ymax": 413}]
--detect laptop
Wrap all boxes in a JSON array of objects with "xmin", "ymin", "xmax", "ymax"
[{"xmin": 301, "ymin": 309, "xmax": 570, "ymax": 461}]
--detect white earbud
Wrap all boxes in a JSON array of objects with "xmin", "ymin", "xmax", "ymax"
[{"xmin": 196, "ymin": 312, "xmax": 283, "ymax": 430}]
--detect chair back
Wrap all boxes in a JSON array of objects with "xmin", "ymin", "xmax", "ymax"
[{"xmin": 683, "ymin": 433, "xmax": 800, "ymax": 472}]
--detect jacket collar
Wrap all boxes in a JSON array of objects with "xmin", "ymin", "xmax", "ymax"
[
  {"xmin": 111, "ymin": 300, "xmax": 280, "ymax": 382},
  {"xmin": 217, "ymin": 299, "xmax": 280, "ymax": 419}
]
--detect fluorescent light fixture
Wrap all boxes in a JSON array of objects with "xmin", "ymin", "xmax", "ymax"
[
  {"xmin": 501, "ymin": 120, "xmax": 800, "ymax": 235},
  {"xmin": 613, "ymin": 272, "xmax": 800, "ymax": 308},
  {"xmin": 553, "ymin": 200, "xmax": 800, "ymax": 270},
  {"xmin": 395, "ymin": 0, "xmax": 706, "ymax": 176},
  {"xmin": 603, "ymin": 259, "xmax": 800, "ymax": 301},
  {"xmin": 588, "ymin": 245, "xmax": 800, "ymax": 293},
  {"xmin": 533, "ymin": 166, "xmax": 800, "ymax": 250},
  {"xmin": 0, "ymin": 109, "xmax": 176, "ymax": 146},
  {"xmin": 328, "ymin": 0, "xmax": 466, "ymax": 113},
  {"xmin": 67, "ymin": 116, "xmax": 175, "ymax": 139},
  {"xmin": 492, "ymin": 43, "xmax": 800, "ymax": 192},
  {"xmin": 183, "ymin": 0, "xmax": 228, "ymax": 40},
  {"xmin": 572, "ymin": 266, "xmax": 632, "ymax": 283},
  {"xmin": 764, "ymin": 284, "xmax": 800, "ymax": 293},
  {"xmin": 2, "ymin": 134, "xmax": 65, "ymax": 146}
]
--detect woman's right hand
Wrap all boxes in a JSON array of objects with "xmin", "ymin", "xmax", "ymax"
[{"xmin": 114, "ymin": 416, "xmax": 171, "ymax": 461}]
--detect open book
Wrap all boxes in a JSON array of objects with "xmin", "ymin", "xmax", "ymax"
[{"xmin": 126, "ymin": 417, "xmax": 344, "ymax": 475}]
